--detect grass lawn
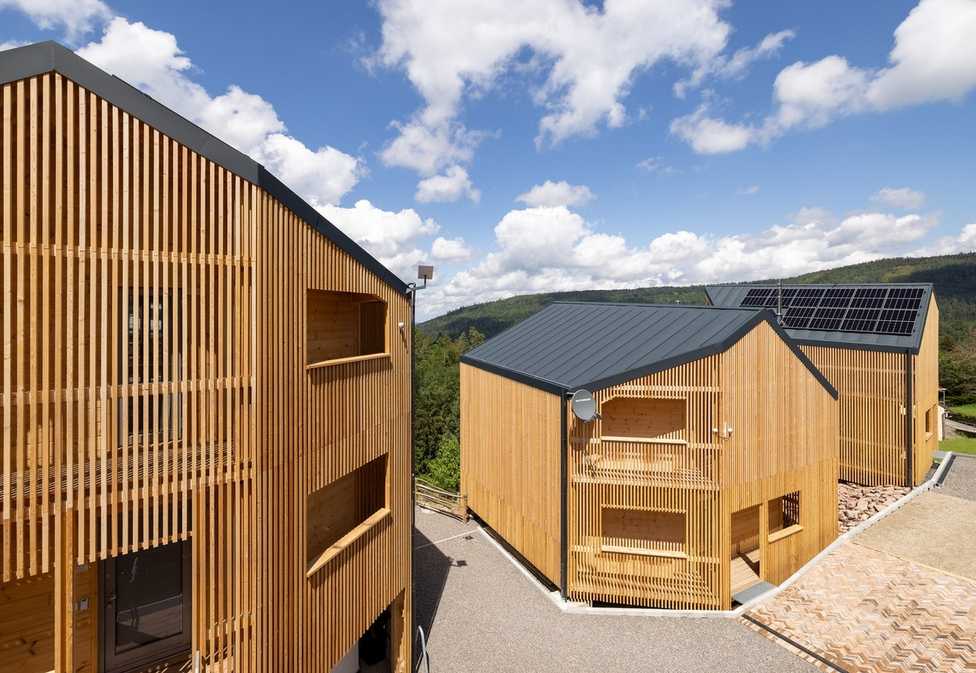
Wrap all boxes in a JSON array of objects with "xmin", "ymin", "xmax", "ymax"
[
  {"xmin": 950, "ymin": 403, "xmax": 976, "ymax": 420},
  {"xmin": 941, "ymin": 436, "xmax": 976, "ymax": 456}
]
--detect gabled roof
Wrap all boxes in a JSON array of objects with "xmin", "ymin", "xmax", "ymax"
[
  {"xmin": 704, "ymin": 283, "xmax": 934, "ymax": 353},
  {"xmin": 461, "ymin": 302, "xmax": 836, "ymax": 397},
  {"xmin": 0, "ymin": 41, "xmax": 408, "ymax": 295}
]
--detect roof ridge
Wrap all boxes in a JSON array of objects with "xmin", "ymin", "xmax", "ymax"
[{"xmin": 549, "ymin": 301, "xmax": 761, "ymax": 312}]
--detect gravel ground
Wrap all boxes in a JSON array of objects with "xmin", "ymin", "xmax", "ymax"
[
  {"xmin": 854, "ymin": 490, "xmax": 976, "ymax": 581},
  {"xmin": 413, "ymin": 507, "xmax": 817, "ymax": 673},
  {"xmin": 939, "ymin": 454, "xmax": 976, "ymax": 502}
]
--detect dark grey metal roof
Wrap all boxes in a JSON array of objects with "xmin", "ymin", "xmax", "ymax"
[
  {"xmin": 0, "ymin": 41, "xmax": 408, "ymax": 295},
  {"xmin": 704, "ymin": 283, "xmax": 934, "ymax": 353},
  {"xmin": 461, "ymin": 302, "xmax": 836, "ymax": 397}
]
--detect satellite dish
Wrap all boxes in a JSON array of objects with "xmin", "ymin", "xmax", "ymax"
[{"xmin": 571, "ymin": 389, "xmax": 598, "ymax": 422}]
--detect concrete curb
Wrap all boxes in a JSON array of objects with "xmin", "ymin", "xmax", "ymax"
[{"xmin": 466, "ymin": 454, "xmax": 957, "ymax": 619}]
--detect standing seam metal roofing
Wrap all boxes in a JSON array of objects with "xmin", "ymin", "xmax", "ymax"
[
  {"xmin": 460, "ymin": 302, "xmax": 837, "ymax": 398},
  {"xmin": 704, "ymin": 283, "xmax": 933, "ymax": 353},
  {"xmin": 0, "ymin": 41, "xmax": 408, "ymax": 295}
]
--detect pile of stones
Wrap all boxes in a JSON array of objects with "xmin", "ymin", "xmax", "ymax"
[{"xmin": 837, "ymin": 481, "xmax": 910, "ymax": 533}]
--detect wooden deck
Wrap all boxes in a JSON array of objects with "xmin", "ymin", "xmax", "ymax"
[{"xmin": 731, "ymin": 550, "xmax": 762, "ymax": 596}]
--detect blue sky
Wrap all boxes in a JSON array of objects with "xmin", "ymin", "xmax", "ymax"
[{"xmin": 2, "ymin": 0, "xmax": 975, "ymax": 318}]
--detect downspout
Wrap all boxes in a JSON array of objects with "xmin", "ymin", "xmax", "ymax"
[
  {"xmin": 905, "ymin": 350, "xmax": 914, "ymax": 487},
  {"xmin": 408, "ymin": 284, "xmax": 417, "ymax": 663},
  {"xmin": 559, "ymin": 392, "xmax": 568, "ymax": 600}
]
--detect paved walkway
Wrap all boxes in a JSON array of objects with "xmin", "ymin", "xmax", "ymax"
[
  {"xmin": 413, "ymin": 508, "xmax": 817, "ymax": 673},
  {"xmin": 744, "ymin": 457, "xmax": 976, "ymax": 673}
]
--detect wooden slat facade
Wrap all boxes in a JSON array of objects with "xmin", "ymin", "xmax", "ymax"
[
  {"xmin": 459, "ymin": 365, "xmax": 562, "ymax": 584},
  {"xmin": 798, "ymin": 296, "xmax": 939, "ymax": 487},
  {"xmin": 0, "ymin": 69, "xmax": 411, "ymax": 673},
  {"xmin": 462, "ymin": 320, "xmax": 838, "ymax": 610}
]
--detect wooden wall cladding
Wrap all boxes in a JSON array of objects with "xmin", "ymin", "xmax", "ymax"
[
  {"xmin": 566, "ymin": 321, "xmax": 837, "ymax": 610},
  {"xmin": 0, "ymin": 72, "xmax": 411, "ymax": 673},
  {"xmin": 460, "ymin": 364, "xmax": 562, "ymax": 584},
  {"xmin": 799, "ymin": 345, "xmax": 907, "ymax": 486},
  {"xmin": 912, "ymin": 298, "xmax": 939, "ymax": 485},
  {"xmin": 720, "ymin": 322, "xmax": 838, "ymax": 590},
  {"xmin": 799, "ymin": 297, "xmax": 939, "ymax": 490}
]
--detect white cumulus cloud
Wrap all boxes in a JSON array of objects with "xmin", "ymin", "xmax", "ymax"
[
  {"xmin": 75, "ymin": 17, "xmax": 364, "ymax": 207},
  {"xmin": 516, "ymin": 180, "xmax": 595, "ymax": 208},
  {"xmin": 415, "ymin": 165, "xmax": 480, "ymax": 203},
  {"xmin": 673, "ymin": 0, "xmax": 976, "ymax": 153},
  {"xmin": 431, "ymin": 237, "xmax": 473, "ymax": 262},
  {"xmin": 0, "ymin": 0, "xmax": 110, "ymax": 42},
  {"xmin": 675, "ymin": 29, "xmax": 795, "ymax": 98},
  {"xmin": 319, "ymin": 199, "xmax": 439, "ymax": 279},
  {"xmin": 371, "ymin": 0, "xmax": 731, "ymax": 178},
  {"xmin": 418, "ymin": 199, "xmax": 952, "ymax": 319},
  {"xmin": 872, "ymin": 186, "xmax": 926, "ymax": 210}
]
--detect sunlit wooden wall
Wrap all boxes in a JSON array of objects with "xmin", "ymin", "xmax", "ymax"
[
  {"xmin": 0, "ymin": 70, "xmax": 411, "ymax": 673},
  {"xmin": 462, "ymin": 319, "xmax": 838, "ymax": 611},
  {"xmin": 260, "ymin": 180, "xmax": 412, "ymax": 673},
  {"xmin": 460, "ymin": 364, "xmax": 562, "ymax": 584},
  {"xmin": 565, "ymin": 320, "xmax": 837, "ymax": 610},
  {"xmin": 912, "ymin": 298, "xmax": 939, "ymax": 485},
  {"xmin": 799, "ymin": 299, "xmax": 938, "ymax": 488}
]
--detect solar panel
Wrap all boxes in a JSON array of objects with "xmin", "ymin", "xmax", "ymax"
[{"xmin": 738, "ymin": 286, "xmax": 925, "ymax": 337}]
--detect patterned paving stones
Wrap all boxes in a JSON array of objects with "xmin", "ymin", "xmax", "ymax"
[{"xmin": 745, "ymin": 488, "xmax": 976, "ymax": 673}]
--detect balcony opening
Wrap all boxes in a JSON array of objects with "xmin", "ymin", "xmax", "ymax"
[
  {"xmin": 768, "ymin": 490, "xmax": 802, "ymax": 542},
  {"xmin": 306, "ymin": 290, "xmax": 387, "ymax": 369},
  {"xmin": 306, "ymin": 454, "xmax": 390, "ymax": 576},
  {"xmin": 600, "ymin": 397, "xmax": 686, "ymax": 444},
  {"xmin": 600, "ymin": 506, "xmax": 687, "ymax": 559}
]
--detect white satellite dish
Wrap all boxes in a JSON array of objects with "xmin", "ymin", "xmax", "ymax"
[{"xmin": 571, "ymin": 389, "xmax": 598, "ymax": 422}]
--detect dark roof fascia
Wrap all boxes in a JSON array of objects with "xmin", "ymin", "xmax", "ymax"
[
  {"xmin": 458, "ymin": 355, "xmax": 569, "ymax": 396},
  {"xmin": 764, "ymin": 314, "xmax": 839, "ymax": 399},
  {"xmin": 789, "ymin": 337, "xmax": 915, "ymax": 355},
  {"xmin": 0, "ymin": 41, "xmax": 408, "ymax": 295}
]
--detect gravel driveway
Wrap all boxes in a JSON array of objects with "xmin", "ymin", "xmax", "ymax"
[{"xmin": 413, "ymin": 507, "xmax": 817, "ymax": 673}]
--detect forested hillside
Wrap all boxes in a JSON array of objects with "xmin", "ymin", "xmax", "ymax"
[{"xmin": 414, "ymin": 253, "xmax": 976, "ymax": 491}]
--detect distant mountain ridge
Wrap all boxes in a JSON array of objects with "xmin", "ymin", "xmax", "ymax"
[{"xmin": 420, "ymin": 252, "xmax": 976, "ymax": 341}]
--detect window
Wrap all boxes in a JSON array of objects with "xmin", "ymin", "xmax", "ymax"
[
  {"xmin": 306, "ymin": 454, "xmax": 389, "ymax": 576},
  {"xmin": 600, "ymin": 397, "xmax": 686, "ymax": 443},
  {"xmin": 306, "ymin": 290, "xmax": 388, "ymax": 369},
  {"xmin": 102, "ymin": 540, "xmax": 191, "ymax": 673},
  {"xmin": 768, "ymin": 491, "xmax": 802, "ymax": 542},
  {"xmin": 925, "ymin": 404, "xmax": 936, "ymax": 437},
  {"xmin": 600, "ymin": 506, "xmax": 687, "ymax": 559},
  {"xmin": 118, "ymin": 289, "xmax": 183, "ymax": 445}
]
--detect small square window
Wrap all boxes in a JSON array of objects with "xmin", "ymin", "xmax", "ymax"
[{"xmin": 768, "ymin": 491, "xmax": 800, "ymax": 538}]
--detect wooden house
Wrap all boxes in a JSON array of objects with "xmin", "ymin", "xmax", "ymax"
[
  {"xmin": 706, "ymin": 284, "xmax": 939, "ymax": 486},
  {"xmin": 460, "ymin": 303, "xmax": 839, "ymax": 610},
  {"xmin": 0, "ymin": 42, "xmax": 412, "ymax": 673}
]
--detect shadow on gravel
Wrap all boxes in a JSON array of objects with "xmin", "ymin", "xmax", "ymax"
[{"xmin": 413, "ymin": 526, "xmax": 460, "ymax": 645}]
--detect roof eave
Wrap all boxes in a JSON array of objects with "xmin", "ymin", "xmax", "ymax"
[
  {"xmin": 0, "ymin": 41, "xmax": 409, "ymax": 296},
  {"xmin": 459, "ymin": 355, "xmax": 569, "ymax": 396}
]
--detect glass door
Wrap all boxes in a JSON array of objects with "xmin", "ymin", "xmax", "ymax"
[{"xmin": 102, "ymin": 540, "xmax": 191, "ymax": 673}]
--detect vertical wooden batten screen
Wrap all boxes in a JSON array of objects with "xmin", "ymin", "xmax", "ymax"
[{"xmin": 1, "ymin": 68, "xmax": 412, "ymax": 673}]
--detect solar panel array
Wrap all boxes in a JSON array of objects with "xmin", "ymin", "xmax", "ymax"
[{"xmin": 739, "ymin": 286, "xmax": 924, "ymax": 336}]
